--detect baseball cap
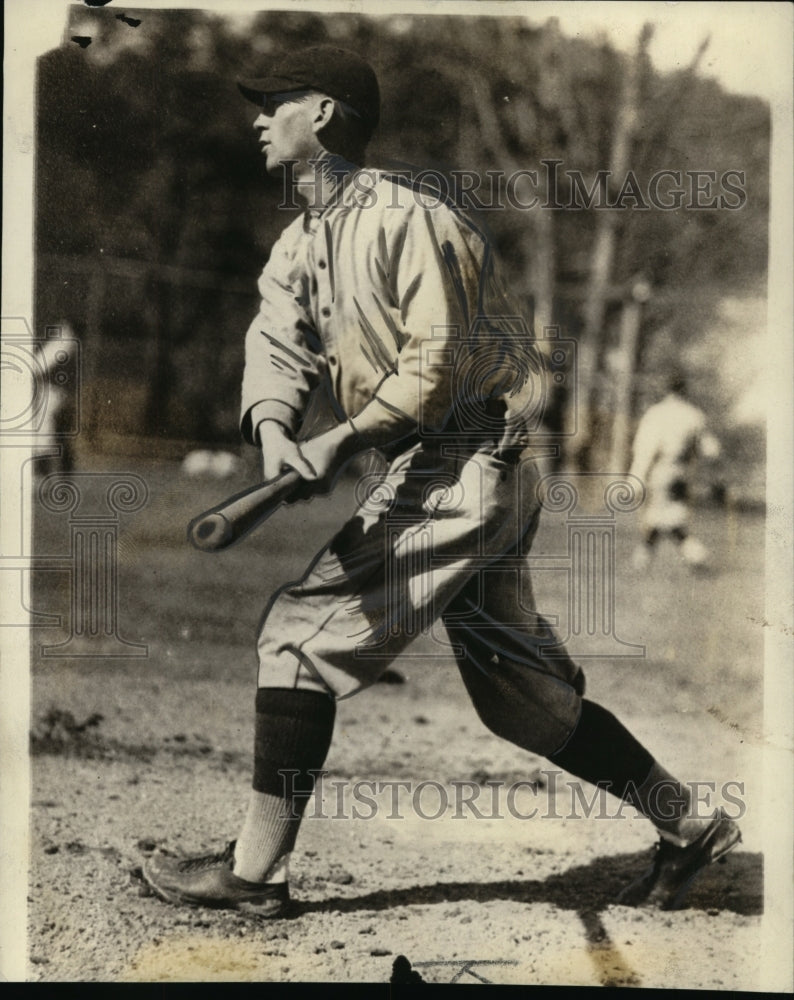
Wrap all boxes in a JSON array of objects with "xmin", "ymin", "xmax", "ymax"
[{"xmin": 238, "ymin": 45, "xmax": 380, "ymax": 136}]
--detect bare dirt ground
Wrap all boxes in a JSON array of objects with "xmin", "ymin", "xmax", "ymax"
[{"xmin": 24, "ymin": 457, "xmax": 767, "ymax": 986}]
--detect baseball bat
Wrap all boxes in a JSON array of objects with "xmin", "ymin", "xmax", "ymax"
[{"xmin": 188, "ymin": 469, "xmax": 302, "ymax": 552}]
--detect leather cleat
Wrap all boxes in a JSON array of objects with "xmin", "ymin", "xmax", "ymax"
[
  {"xmin": 617, "ymin": 808, "xmax": 741, "ymax": 910},
  {"xmin": 141, "ymin": 840, "xmax": 290, "ymax": 917}
]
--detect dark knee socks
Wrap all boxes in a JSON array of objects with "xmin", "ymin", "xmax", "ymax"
[
  {"xmin": 550, "ymin": 700, "xmax": 707, "ymax": 843},
  {"xmin": 549, "ymin": 699, "xmax": 654, "ymax": 799},
  {"xmin": 251, "ymin": 688, "xmax": 336, "ymax": 798},
  {"xmin": 233, "ymin": 688, "xmax": 336, "ymax": 883}
]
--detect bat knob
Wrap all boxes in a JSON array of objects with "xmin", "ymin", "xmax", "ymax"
[{"xmin": 189, "ymin": 513, "xmax": 233, "ymax": 551}]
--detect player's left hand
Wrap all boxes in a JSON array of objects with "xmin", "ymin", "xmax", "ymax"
[{"xmin": 291, "ymin": 423, "xmax": 362, "ymax": 498}]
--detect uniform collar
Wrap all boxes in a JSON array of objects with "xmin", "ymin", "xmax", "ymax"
[{"xmin": 304, "ymin": 152, "xmax": 362, "ymax": 224}]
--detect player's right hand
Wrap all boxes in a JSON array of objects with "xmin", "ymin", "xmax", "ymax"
[{"xmin": 257, "ymin": 420, "xmax": 315, "ymax": 482}]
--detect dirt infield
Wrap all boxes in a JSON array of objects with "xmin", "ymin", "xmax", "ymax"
[{"xmin": 25, "ymin": 459, "xmax": 767, "ymax": 986}]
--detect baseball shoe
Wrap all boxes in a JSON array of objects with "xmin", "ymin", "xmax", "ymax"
[
  {"xmin": 617, "ymin": 809, "xmax": 741, "ymax": 910},
  {"xmin": 141, "ymin": 840, "xmax": 289, "ymax": 917}
]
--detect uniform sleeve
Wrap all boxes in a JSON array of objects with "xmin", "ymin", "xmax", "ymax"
[
  {"xmin": 240, "ymin": 230, "xmax": 323, "ymax": 446},
  {"xmin": 350, "ymin": 199, "xmax": 492, "ymax": 442}
]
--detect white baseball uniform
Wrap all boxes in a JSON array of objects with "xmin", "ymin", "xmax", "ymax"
[{"xmin": 629, "ymin": 392, "xmax": 720, "ymax": 533}]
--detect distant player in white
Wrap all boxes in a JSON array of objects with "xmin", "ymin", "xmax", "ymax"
[{"xmin": 630, "ymin": 372, "xmax": 721, "ymax": 569}]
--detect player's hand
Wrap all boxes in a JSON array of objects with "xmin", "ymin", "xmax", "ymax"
[
  {"xmin": 258, "ymin": 420, "xmax": 315, "ymax": 482},
  {"xmin": 294, "ymin": 423, "xmax": 362, "ymax": 496}
]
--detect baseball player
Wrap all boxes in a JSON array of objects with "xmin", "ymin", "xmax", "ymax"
[
  {"xmin": 143, "ymin": 45, "xmax": 740, "ymax": 916},
  {"xmin": 630, "ymin": 371, "xmax": 722, "ymax": 570}
]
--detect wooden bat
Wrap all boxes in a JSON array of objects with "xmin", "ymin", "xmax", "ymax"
[{"xmin": 188, "ymin": 469, "xmax": 302, "ymax": 552}]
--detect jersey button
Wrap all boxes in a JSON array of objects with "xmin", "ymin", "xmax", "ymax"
[
  {"xmin": 321, "ymin": 307, "xmax": 331, "ymax": 318},
  {"xmin": 318, "ymin": 259, "xmax": 327, "ymax": 269},
  {"xmin": 328, "ymin": 355, "xmax": 338, "ymax": 366}
]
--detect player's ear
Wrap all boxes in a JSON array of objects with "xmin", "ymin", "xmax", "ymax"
[{"xmin": 311, "ymin": 96, "xmax": 336, "ymax": 133}]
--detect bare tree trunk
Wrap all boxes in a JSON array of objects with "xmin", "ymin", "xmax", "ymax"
[
  {"xmin": 531, "ymin": 201, "xmax": 556, "ymax": 339},
  {"xmin": 567, "ymin": 23, "xmax": 653, "ymax": 470},
  {"xmin": 609, "ymin": 279, "xmax": 650, "ymax": 472},
  {"xmin": 458, "ymin": 19, "xmax": 558, "ymax": 359},
  {"xmin": 467, "ymin": 76, "xmax": 557, "ymax": 372}
]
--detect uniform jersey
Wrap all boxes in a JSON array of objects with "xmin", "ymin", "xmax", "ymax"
[{"xmin": 240, "ymin": 163, "xmax": 542, "ymax": 453}]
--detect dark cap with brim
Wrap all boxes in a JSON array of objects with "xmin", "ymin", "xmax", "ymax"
[
  {"xmin": 237, "ymin": 45, "xmax": 380, "ymax": 135},
  {"xmin": 237, "ymin": 77, "xmax": 306, "ymax": 103}
]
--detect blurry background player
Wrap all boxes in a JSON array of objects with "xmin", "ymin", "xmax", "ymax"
[
  {"xmin": 32, "ymin": 328, "xmax": 77, "ymax": 477},
  {"xmin": 629, "ymin": 370, "xmax": 722, "ymax": 570}
]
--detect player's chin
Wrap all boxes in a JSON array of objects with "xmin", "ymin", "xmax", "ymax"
[{"xmin": 262, "ymin": 151, "xmax": 283, "ymax": 176}]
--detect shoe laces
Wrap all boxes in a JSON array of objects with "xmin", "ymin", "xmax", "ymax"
[{"xmin": 177, "ymin": 840, "xmax": 236, "ymax": 873}]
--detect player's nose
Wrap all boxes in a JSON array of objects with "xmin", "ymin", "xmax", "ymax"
[{"xmin": 254, "ymin": 113, "xmax": 268, "ymax": 132}]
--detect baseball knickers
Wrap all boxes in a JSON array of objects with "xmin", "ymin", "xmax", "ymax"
[{"xmin": 256, "ymin": 438, "xmax": 585, "ymax": 756}]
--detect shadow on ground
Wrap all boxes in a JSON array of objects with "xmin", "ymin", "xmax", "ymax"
[
  {"xmin": 293, "ymin": 848, "xmax": 761, "ymax": 919},
  {"xmin": 293, "ymin": 848, "xmax": 761, "ymax": 987}
]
